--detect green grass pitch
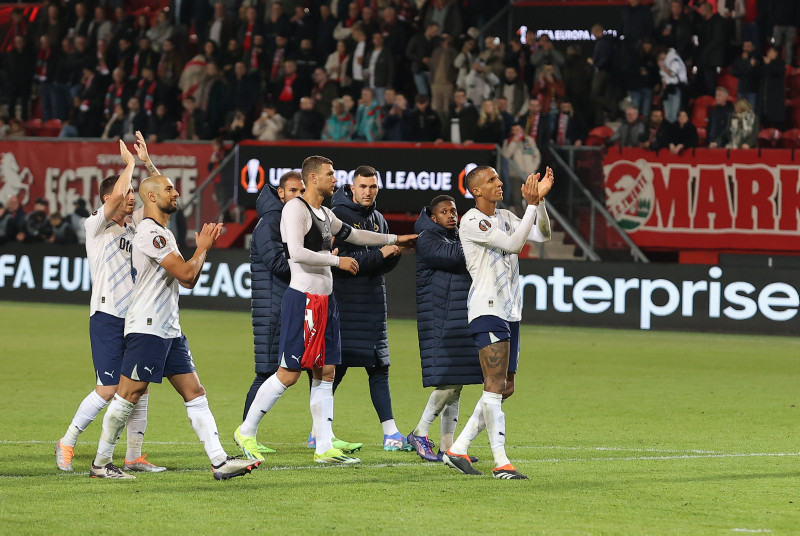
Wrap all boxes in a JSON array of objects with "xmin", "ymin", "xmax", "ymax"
[{"xmin": 0, "ymin": 301, "xmax": 798, "ymax": 534}]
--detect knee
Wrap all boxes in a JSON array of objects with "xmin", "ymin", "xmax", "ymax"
[
  {"xmin": 321, "ymin": 369, "xmax": 335, "ymax": 383},
  {"xmin": 182, "ymin": 384, "xmax": 206, "ymax": 403},
  {"xmin": 277, "ymin": 368, "xmax": 299, "ymax": 387},
  {"xmin": 95, "ymin": 385, "xmax": 118, "ymax": 402}
]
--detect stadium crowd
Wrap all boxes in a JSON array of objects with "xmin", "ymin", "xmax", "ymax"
[{"xmin": 0, "ymin": 0, "xmax": 798, "ymax": 153}]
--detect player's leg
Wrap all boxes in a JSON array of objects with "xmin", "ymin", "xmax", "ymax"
[
  {"xmin": 408, "ymin": 385, "xmax": 459, "ymax": 461},
  {"xmin": 242, "ymin": 372, "xmax": 277, "ymax": 454},
  {"xmin": 439, "ymin": 385, "xmax": 463, "ymax": 454},
  {"xmin": 57, "ymin": 313, "xmax": 123, "ymax": 471},
  {"xmin": 366, "ymin": 364, "xmax": 410, "ymax": 451}
]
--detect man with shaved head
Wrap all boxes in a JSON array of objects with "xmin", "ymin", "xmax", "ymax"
[{"xmin": 88, "ymin": 149, "xmax": 260, "ymax": 481}]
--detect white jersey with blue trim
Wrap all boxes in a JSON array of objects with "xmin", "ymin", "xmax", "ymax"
[
  {"xmin": 459, "ymin": 208, "xmax": 525, "ymax": 323},
  {"xmin": 125, "ymin": 217, "xmax": 182, "ymax": 338},
  {"xmin": 84, "ymin": 205, "xmax": 136, "ymax": 318}
]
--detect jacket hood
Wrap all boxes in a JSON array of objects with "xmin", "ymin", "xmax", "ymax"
[
  {"xmin": 255, "ymin": 184, "xmax": 283, "ymax": 217},
  {"xmin": 414, "ymin": 206, "xmax": 457, "ymax": 237},
  {"xmin": 331, "ymin": 183, "xmax": 376, "ymax": 218}
]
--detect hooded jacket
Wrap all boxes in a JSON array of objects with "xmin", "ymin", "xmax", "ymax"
[
  {"xmin": 414, "ymin": 208, "xmax": 482, "ymax": 387},
  {"xmin": 331, "ymin": 184, "xmax": 400, "ymax": 367},
  {"xmin": 250, "ymin": 185, "xmax": 290, "ymax": 374}
]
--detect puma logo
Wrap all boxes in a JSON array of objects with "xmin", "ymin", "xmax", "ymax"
[
  {"xmin": 143, "ymin": 366, "xmax": 154, "ymax": 374},
  {"xmin": 103, "ymin": 370, "xmax": 114, "ymax": 377}
]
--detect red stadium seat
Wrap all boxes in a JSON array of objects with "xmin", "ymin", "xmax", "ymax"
[
  {"xmin": 39, "ymin": 119, "xmax": 62, "ymax": 137},
  {"xmin": 788, "ymin": 97, "xmax": 800, "ymax": 128},
  {"xmin": 691, "ymin": 95, "xmax": 715, "ymax": 128},
  {"xmin": 584, "ymin": 126, "xmax": 614, "ymax": 147},
  {"xmin": 758, "ymin": 128, "xmax": 781, "ymax": 148},
  {"xmin": 779, "ymin": 128, "xmax": 800, "ymax": 149},
  {"xmin": 22, "ymin": 118, "xmax": 41, "ymax": 136},
  {"xmin": 696, "ymin": 127, "xmax": 707, "ymax": 147},
  {"xmin": 716, "ymin": 72, "xmax": 738, "ymax": 98}
]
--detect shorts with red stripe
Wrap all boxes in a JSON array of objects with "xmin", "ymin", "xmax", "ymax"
[{"xmin": 278, "ymin": 286, "xmax": 342, "ymax": 370}]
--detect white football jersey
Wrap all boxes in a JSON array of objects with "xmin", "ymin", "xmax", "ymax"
[
  {"xmin": 85, "ymin": 205, "xmax": 136, "ymax": 318},
  {"xmin": 125, "ymin": 217, "xmax": 182, "ymax": 338},
  {"xmin": 459, "ymin": 204, "xmax": 550, "ymax": 323}
]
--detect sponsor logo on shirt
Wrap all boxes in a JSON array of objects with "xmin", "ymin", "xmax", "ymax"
[
  {"xmin": 153, "ymin": 235, "xmax": 167, "ymax": 249},
  {"xmin": 478, "ymin": 219, "xmax": 491, "ymax": 231}
]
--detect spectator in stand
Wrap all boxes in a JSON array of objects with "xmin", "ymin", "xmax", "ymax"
[
  {"xmin": 35, "ymin": 35, "xmax": 60, "ymax": 122},
  {"xmin": 760, "ymin": 45, "xmax": 786, "ymax": 129},
  {"xmin": 382, "ymin": 93, "xmax": 411, "ymax": 141},
  {"xmin": 409, "ymin": 94, "xmax": 441, "ymax": 142},
  {"xmin": 552, "ymin": 98, "xmax": 588, "ymax": 146},
  {"xmin": 707, "ymin": 86, "xmax": 735, "ymax": 143},
  {"xmin": 441, "ymin": 88, "xmax": 479, "ymax": 143},
  {"xmin": 224, "ymin": 108, "xmax": 249, "ymax": 143},
  {"xmin": 1, "ymin": 195, "xmax": 26, "ymax": 244},
  {"xmin": 7, "ymin": 119, "xmax": 25, "ymax": 138},
  {"xmin": 626, "ymin": 39, "xmax": 659, "ymax": 119},
  {"xmin": 326, "ymin": 40, "xmax": 351, "ymax": 87},
  {"xmin": 135, "ymin": 67, "xmax": 161, "ymax": 117},
  {"xmin": 71, "ymin": 66, "xmax": 104, "ymax": 137},
  {"xmin": 429, "ymin": 33, "xmax": 457, "ymax": 118},
  {"xmin": 479, "ymin": 35, "xmax": 505, "ymax": 79},
  {"xmin": 381, "ymin": 6, "xmax": 409, "ymax": 76},
  {"xmin": 657, "ymin": 0, "xmax": 693, "ymax": 61},
  {"xmin": 621, "ymin": 0, "xmax": 655, "ymax": 50},
  {"xmin": 365, "ymin": 33, "xmax": 395, "ymax": 106},
  {"xmin": 311, "ymin": 68, "xmax": 339, "ymax": 119},
  {"xmin": 504, "ymin": 37, "xmax": 529, "ymax": 83},
  {"xmin": 464, "ymin": 59, "xmax": 499, "ymax": 108},
  {"xmin": 37, "ymin": 4, "xmax": 66, "ymax": 50},
  {"xmin": 520, "ymin": 98, "xmax": 551, "ymax": 156},
  {"xmin": 422, "ymin": 0, "xmax": 462, "ymax": 39},
  {"xmin": 665, "ymin": 109, "xmax": 698, "ymax": 154},
  {"xmin": 333, "ymin": 1, "xmax": 361, "ymax": 42},
  {"xmin": 717, "ymin": 0, "xmax": 747, "ymax": 46},
  {"xmin": 196, "ymin": 62, "xmax": 228, "ymax": 137},
  {"xmin": 406, "ymin": 23, "xmax": 439, "ymax": 96},
  {"xmin": 360, "ymin": 6, "xmax": 380, "ymax": 39},
  {"xmin": 69, "ymin": 198, "xmax": 90, "ymax": 244},
  {"xmin": 265, "ymin": 3, "xmax": 291, "ymax": 49},
  {"xmin": 710, "ymin": 98, "xmax": 758, "ymax": 149},
  {"xmin": 158, "ymin": 39, "xmax": 183, "ymax": 110},
  {"xmin": 252, "ymin": 102, "xmax": 286, "ymax": 141},
  {"xmin": 769, "ymin": 1, "xmax": 797, "ymax": 67},
  {"xmin": 273, "ymin": 59, "xmax": 306, "ymax": 120},
  {"xmin": 104, "ymin": 68, "xmax": 131, "ymax": 117},
  {"xmin": 115, "ymin": 36, "xmax": 136, "ymax": 79},
  {"xmin": 657, "ymin": 46, "xmax": 688, "ymax": 123},
  {"xmin": 533, "ymin": 62, "xmax": 565, "ymax": 128},
  {"xmin": 589, "ymin": 23, "xmax": 618, "ymax": 126},
  {"xmin": 17, "ymin": 198, "xmax": 52, "ymax": 243},
  {"xmin": 7, "ymin": 36, "xmax": 35, "ymax": 120},
  {"xmin": 101, "ymin": 103, "xmax": 126, "ymax": 139},
  {"xmin": 70, "ymin": 2, "xmax": 90, "ymax": 39},
  {"xmin": 147, "ymin": 10, "xmax": 173, "ymax": 53},
  {"xmin": 731, "ymin": 40, "xmax": 761, "ymax": 112},
  {"xmin": 695, "ymin": 3, "xmax": 729, "ymax": 96},
  {"xmin": 530, "ymin": 34, "xmax": 565, "ymax": 81},
  {"xmin": 474, "ymin": 99, "xmax": 504, "ymax": 144},
  {"xmin": 47, "ymin": 212, "xmax": 78, "ymax": 245},
  {"xmin": 495, "ymin": 96, "xmax": 515, "ymax": 140},
  {"xmin": 640, "ymin": 108, "xmax": 669, "ymax": 150},
  {"xmin": 347, "ymin": 24, "xmax": 370, "ymax": 96},
  {"xmin": 0, "ymin": 116, "xmax": 9, "ymax": 139},
  {"xmin": 290, "ymin": 96, "xmax": 325, "ymax": 140},
  {"xmin": 291, "ymin": 39, "xmax": 319, "ymax": 84},
  {"xmin": 118, "ymin": 97, "xmax": 148, "ymax": 142},
  {"xmin": 67, "ymin": 36, "xmax": 92, "ymax": 99},
  {"xmin": 147, "ymin": 103, "xmax": 178, "ymax": 143},
  {"xmin": 322, "ymin": 98, "xmax": 356, "ymax": 141},
  {"xmin": 454, "ymin": 37, "xmax": 477, "ymax": 90},
  {"xmin": 608, "ymin": 106, "xmax": 646, "ymax": 147},
  {"xmin": 88, "ymin": 6, "xmax": 113, "ymax": 48},
  {"xmin": 316, "ymin": 5, "xmax": 338, "ymax": 62},
  {"xmin": 131, "ymin": 37, "xmax": 159, "ymax": 82},
  {"xmin": 238, "ymin": 6, "xmax": 264, "ymax": 55},
  {"xmin": 342, "ymin": 93, "xmax": 356, "ymax": 117},
  {"xmin": 7, "ymin": 8, "xmax": 28, "ymax": 45},
  {"xmin": 208, "ymin": 1, "xmax": 236, "ymax": 49},
  {"xmin": 353, "ymin": 87, "xmax": 382, "ymax": 142},
  {"xmin": 178, "ymin": 46, "xmax": 208, "ymax": 98},
  {"xmin": 289, "ymin": 5, "xmax": 316, "ymax": 44},
  {"xmin": 498, "ymin": 66, "xmax": 529, "ymax": 121},
  {"xmin": 562, "ymin": 44, "xmax": 594, "ymax": 123},
  {"xmin": 502, "ymin": 122, "xmax": 542, "ymax": 215},
  {"xmin": 180, "ymin": 95, "xmax": 209, "ymax": 140},
  {"xmin": 53, "ymin": 37, "xmax": 74, "ymax": 122}
]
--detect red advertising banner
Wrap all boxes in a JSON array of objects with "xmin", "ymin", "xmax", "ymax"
[
  {"xmin": 0, "ymin": 140, "xmax": 214, "ymax": 221},
  {"xmin": 603, "ymin": 148, "xmax": 800, "ymax": 253}
]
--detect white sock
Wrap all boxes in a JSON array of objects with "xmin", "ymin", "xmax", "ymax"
[
  {"xmin": 125, "ymin": 393, "xmax": 148, "ymax": 461},
  {"xmin": 381, "ymin": 418, "xmax": 399, "ymax": 436},
  {"xmin": 309, "ymin": 378, "xmax": 321, "ymax": 438},
  {"xmin": 448, "ymin": 397, "xmax": 484, "ymax": 456},
  {"xmin": 481, "ymin": 391, "xmax": 511, "ymax": 468},
  {"xmin": 311, "ymin": 380, "xmax": 334, "ymax": 453},
  {"xmin": 94, "ymin": 394, "xmax": 135, "ymax": 466},
  {"xmin": 241, "ymin": 375, "xmax": 287, "ymax": 437},
  {"xmin": 414, "ymin": 387, "xmax": 454, "ymax": 437},
  {"xmin": 185, "ymin": 394, "xmax": 226, "ymax": 465},
  {"xmin": 440, "ymin": 388, "xmax": 462, "ymax": 452},
  {"xmin": 62, "ymin": 391, "xmax": 108, "ymax": 447}
]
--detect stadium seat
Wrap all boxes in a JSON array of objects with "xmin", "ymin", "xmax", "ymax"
[
  {"xmin": 757, "ymin": 128, "xmax": 781, "ymax": 148},
  {"xmin": 22, "ymin": 118, "xmax": 41, "ymax": 136},
  {"xmin": 584, "ymin": 126, "xmax": 614, "ymax": 146},
  {"xmin": 39, "ymin": 119, "xmax": 62, "ymax": 137},
  {"xmin": 691, "ymin": 95, "xmax": 715, "ymax": 128},
  {"xmin": 716, "ymin": 72, "xmax": 738, "ymax": 98},
  {"xmin": 788, "ymin": 97, "xmax": 800, "ymax": 128},
  {"xmin": 696, "ymin": 127, "xmax": 707, "ymax": 147},
  {"xmin": 779, "ymin": 128, "xmax": 800, "ymax": 149}
]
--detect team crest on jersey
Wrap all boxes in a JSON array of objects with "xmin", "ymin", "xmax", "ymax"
[
  {"xmin": 504, "ymin": 222, "xmax": 510, "ymax": 231},
  {"xmin": 153, "ymin": 235, "xmax": 167, "ymax": 249},
  {"xmin": 478, "ymin": 219, "xmax": 491, "ymax": 231},
  {"xmin": 373, "ymin": 223, "xmax": 379, "ymax": 231},
  {"xmin": 92, "ymin": 210, "xmax": 98, "ymax": 215}
]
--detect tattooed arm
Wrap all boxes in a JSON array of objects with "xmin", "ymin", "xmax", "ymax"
[{"xmin": 134, "ymin": 130, "xmax": 161, "ymax": 176}]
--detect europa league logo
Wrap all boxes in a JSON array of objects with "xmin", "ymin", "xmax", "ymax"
[{"xmin": 241, "ymin": 158, "xmax": 265, "ymax": 193}]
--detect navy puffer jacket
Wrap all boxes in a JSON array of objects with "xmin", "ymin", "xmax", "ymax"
[
  {"xmin": 250, "ymin": 185, "xmax": 290, "ymax": 374},
  {"xmin": 331, "ymin": 185, "xmax": 401, "ymax": 367},
  {"xmin": 415, "ymin": 208, "xmax": 482, "ymax": 387}
]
